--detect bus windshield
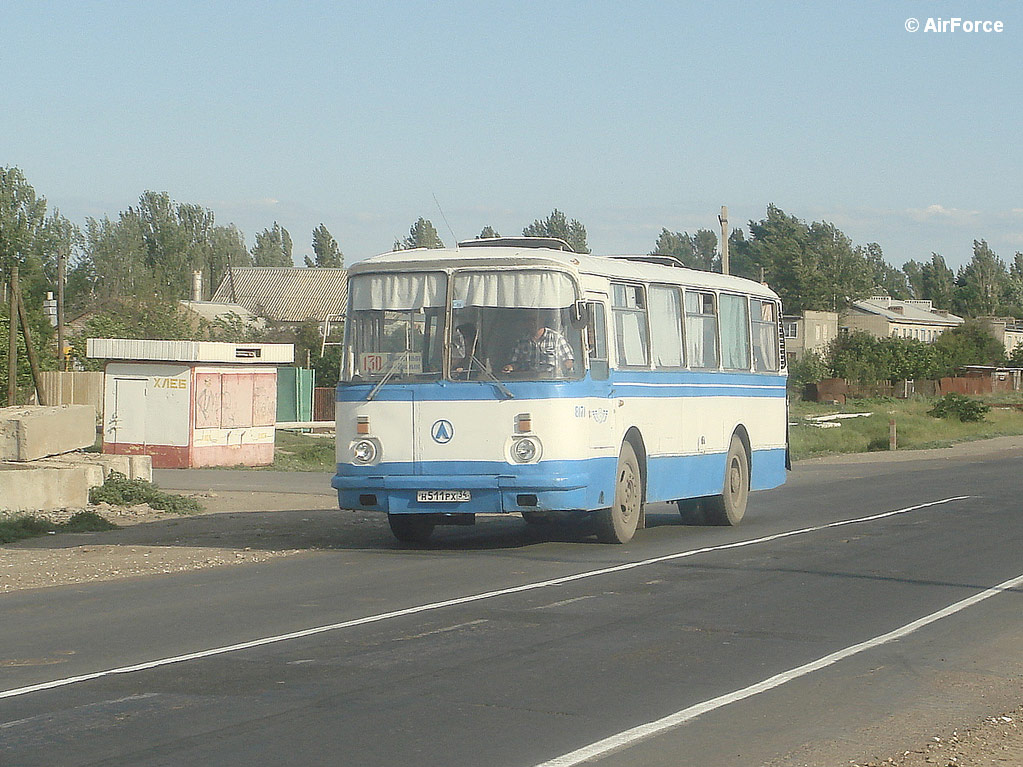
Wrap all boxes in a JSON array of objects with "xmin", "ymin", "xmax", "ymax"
[
  {"xmin": 450, "ymin": 270, "xmax": 584, "ymax": 381},
  {"xmin": 343, "ymin": 269, "xmax": 585, "ymax": 382},
  {"xmin": 345, "ymin": 272, "xmax": 446, "ymax": 381}
]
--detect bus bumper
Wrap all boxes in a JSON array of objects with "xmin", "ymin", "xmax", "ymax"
[{"xmin": 332, "ymin": 463, "xmax": 612, "ymax": 514}]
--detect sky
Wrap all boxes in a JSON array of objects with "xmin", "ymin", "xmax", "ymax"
[{"xmin": 3, "ymin": 1, "xmax": 1022, "ymax": 272}]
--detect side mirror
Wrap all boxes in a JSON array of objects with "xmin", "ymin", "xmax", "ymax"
[{"xmin": 570, "ymin": 301, "xmax": 590, "ymax": 329}]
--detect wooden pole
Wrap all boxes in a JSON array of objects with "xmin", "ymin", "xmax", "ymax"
[
  {"xmin": 889, "ymin": 417, "xmax": 897, "ymax": 451},
  {"xmin": 718, "ymin": 205, "xmax": 730, "ymax": 275},
  {"xmin": 15, "ymin": 280, "xmax": 48, "ymax": 406},
  {"xmin": 7, "ymin": 266, "xmax": 21, "ymax": 406},
  {"xmin": 57, "ymin": 249, "xmax": 66, "ymax": 372}
]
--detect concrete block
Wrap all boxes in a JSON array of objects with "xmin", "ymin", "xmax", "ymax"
[
  {"xmin": 34, "ymin": 452, "xmax": 154, "ymax": 489},
  {"xmin": 0, "ymin": 405, "xmax": 96, "ymax": 462},
  {"xmin": 0, "ymin": 464, "xmax": 90, "ymax": 511}
]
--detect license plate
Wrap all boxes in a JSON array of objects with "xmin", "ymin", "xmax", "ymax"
[{"xmin": 416, "ymin": 490, "xmax": 471, "ymax": 503}]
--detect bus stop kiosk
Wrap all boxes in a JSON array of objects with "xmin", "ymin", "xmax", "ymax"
[{"xmin": 87, "ymin": 339, "xmax": 295, "ymax": 468}]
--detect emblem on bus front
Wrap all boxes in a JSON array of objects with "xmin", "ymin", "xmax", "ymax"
[{"xmin": 431, "ymin": 419, "xmax": 454, "ymax": 444}]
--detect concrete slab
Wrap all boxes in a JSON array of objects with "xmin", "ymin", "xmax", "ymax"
[
  {"xmin": 0, "ymin": 405, "xmax": 96, "ymax": 462},
  {"xmin": 0, "ymin": 464, "xmax": 90, "ymax": 511},
  {"xmin": 35, "ymin": 452, "xmax": 154, "ymax": 488}
]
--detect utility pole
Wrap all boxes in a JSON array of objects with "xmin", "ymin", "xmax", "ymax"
[
  {"xmin": 57, "ymin": 249, "xmax": 67, "ymax": 371},
  {"xmin": 7, "ymin": 267, "xmax": 20, "ymax": 405},
  {"xmin": 718, "ymin": 205, "xmax": 730, "ymax": 275}
]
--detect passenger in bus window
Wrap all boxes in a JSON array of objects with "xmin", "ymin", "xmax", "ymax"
[{"xmin": 502, "ymin": 312, "xmax": 575, "ymax": 376}]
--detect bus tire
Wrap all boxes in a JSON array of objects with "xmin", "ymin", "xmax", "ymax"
[
  {"xmin": 594, "ymin": 441, "xmax": 643, "ymax": 544},
  {"xmin": 704, "ymin": 435, "xmax": 749, "ymax": 526},
  {"xmin": 388, "ymin": 514, "xmax": 435, "ymax": 543}
]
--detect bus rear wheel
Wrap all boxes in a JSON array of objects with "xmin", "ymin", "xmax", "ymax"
[
  {"xmin": 594, "ymin": 441, "xmax": 642, "ymax": 544},
  {"xmin": 703, "ymin": 435, "xmax": 749, "ymax": 526},
  {"xmin": 388, "ymin": 514, "xmax": 435, "ymax": 543}
]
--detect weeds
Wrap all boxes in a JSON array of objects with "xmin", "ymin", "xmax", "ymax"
[
  {"xmin": 89, "ymin": 472, "xmax": 203, "ymax": 514},
  {"xmin": 0, "ymin": 511, "xmax": 118, "ymax": 545}
]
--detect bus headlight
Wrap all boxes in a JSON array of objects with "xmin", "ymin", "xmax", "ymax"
[
  {"xmin": 351, "ymin": 439, "xmax": 379, "ymax": 465},
  {"xmin": 511, "ymin": 437, "xmax": 541, "ymax": 463}
]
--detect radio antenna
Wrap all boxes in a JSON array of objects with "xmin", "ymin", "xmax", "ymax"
[{"xmin": 433, "ymin": 193, "xmax": 458, "ymax": 247}]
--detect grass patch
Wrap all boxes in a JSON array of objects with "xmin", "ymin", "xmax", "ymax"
[
  {"xmin": 789, "ymin": 395, "xmax": 1023, "ymax": 460},
  {"xmin": 268, "ymin": 430, "xmax": 336, "ymax": 472},
  {"xmin": 89, "ymin": 472, "xmax": 203, "ymax": 514},
  {"xmin": 0, "ymin": 511, "xmax": 118, "ymax": 544}
]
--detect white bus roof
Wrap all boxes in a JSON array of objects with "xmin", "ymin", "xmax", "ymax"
[{"xmin": 350, "ymin": 246, "xmax": 781, "ymax": 300}]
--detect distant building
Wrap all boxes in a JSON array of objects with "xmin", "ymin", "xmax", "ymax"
[
  {"xmin": 178, "ymin": 300, "xmax": 266, "ymax": 333},
  {"xmin": 212, "ymin": 267, "xmax": 348, "ymax": 323},
  {"xmin": 976, "ymin": 317, "xmax": 1023, "ymax": 357},
  {"xmin": 781, "ymin": 310, "xmax": 839, "ymax": 361},
  {"xmin": 841, "ymin": 297, "xmax": 963, "ymax": 342}
]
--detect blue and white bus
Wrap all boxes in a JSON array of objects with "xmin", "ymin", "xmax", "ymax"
[{"xmin": 332, "ymin": 237, "xmax": 788, "ymax": 544}]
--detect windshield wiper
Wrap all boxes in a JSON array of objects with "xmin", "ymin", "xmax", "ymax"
[
  {"xmin": 466, "ymin": 354, "xmax": 514, "ymax": 399},
  {"xmin": 366, "ymin": 351, "xmax": 410, "ymax": 401}
]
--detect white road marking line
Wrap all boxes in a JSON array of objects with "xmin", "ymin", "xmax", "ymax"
[
  {"xmin": 534, "ymin": 568, "xmax": 1023, "ymax": 767},
  {"xmin": 0, "ymin": 496, "xmax": 970, "ymax": 701}
]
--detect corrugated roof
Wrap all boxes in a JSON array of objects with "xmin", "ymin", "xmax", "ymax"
[
  {"xmin": 850, "ymin": 298, "xmax": 963, "ymax": 326},
  {"xmin": 178, "ymin": 300, "xmax": 265, "ymax": 326},
  {"xmin": 87, "ymin": 339, "xmax": 295, "ymax": 363},
  {"xmin": 211, "ymin": 267, "xmax": 348, "ymax": 322}
]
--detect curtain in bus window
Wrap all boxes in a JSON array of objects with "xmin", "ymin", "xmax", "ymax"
[
  {"xmin": 349, "ymin": 272, "xmax": 446, "ymax": 310},
  {"xmin": 719, "ymin": 294, "xmax": 751, "ymax": 370},
  {"xmin": 648, "ymin": 286, "xmax": 683, "ymax": 367},
  {"xmin": 685, "ymin": 291, "xmax": 718, "ymax": 368},
  {"xmin": 751, "ymin": 299, "xmax": 779, "ymax": 371},
  {"xmin": 615, "ymin": 311, "xmax": 648, "ymax": 366},
  {"xmin": 453, "ymin": 271, "xmax": 576, "ymax": 308}
]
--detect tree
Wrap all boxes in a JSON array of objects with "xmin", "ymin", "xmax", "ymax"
[
  {"xmin": 651, "ymin": 228, "xmax": 719, "ymax": 271},
  {"xmin": 741, "ymin": 205, "xmax": 880, "ymax": 313},
  {"xmin": 902, "ymin": 259, "xmax": 924, "ymax": 299},
  {"xmin": 305, "ymin": 223, "xmax": 343, "ymax": 268},
  {"xmin": 523, "ymin": 209, "xmax": 589, "ymax": 253},
  {"xmin": 252, "ymin": 222, "xmax": 294, "ymax": 267},
  {"xmin": 932, "ymin": 319, "xmax": 1006, "ymax": 372},
  {"xmin": 690, "ymin": 229, "xmax": 719, "ymax": 271},
  {"xmin": 954, "ymin": 240, "xmax": 1007, "ymax": 317},
  {"xmin": 920, "ymin": 254, "xmax": 956, "ymax": 310},
  {"xmin": 478, "ymin": 226, "xmax": 500, "ymax": 239},
  {"xmin": 864, "ymin": 243, "xmax": 909, "ymax": 299},
  {"xmin": 394, "ymin": 217, "xmax": 444, "ymax": 250},
  {"xmin": 0, "ymin": 166, "xmax": 74, "ymax": 300}
]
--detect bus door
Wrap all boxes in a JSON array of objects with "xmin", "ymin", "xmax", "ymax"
[{"xmin": 584, "ymin": 299, "xmax": 615, "ymax": 450}]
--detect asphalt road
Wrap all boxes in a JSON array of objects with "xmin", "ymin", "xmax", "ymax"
[{"xmin": 4, "ymin": 450, "xmax": 1023, "ymax": 767}]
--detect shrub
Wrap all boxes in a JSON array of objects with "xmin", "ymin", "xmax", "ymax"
[
  {"xmin": 928, "ymin": 393, "xmax": 990, "ymax": 422},
  {"xmin": 89, "ymin": 472, "xmax": 203, "ymax": 514}
]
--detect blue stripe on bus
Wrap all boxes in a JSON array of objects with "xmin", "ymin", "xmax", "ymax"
[
  {"xmin": 336, "ymin": 371, "xmax": 787, "ymax": 402},
  {"xmin": 331, "ymin": 448, "xmax": 787, "ymax": 514}
]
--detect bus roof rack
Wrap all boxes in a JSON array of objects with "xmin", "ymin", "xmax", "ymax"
[
  {"xmin": 457, "ymin": 236, "xmax": 574, "ymax": 252},
  {"xmin": 604, "ymin": 254, "xmax": 689, "ymax": 269}
]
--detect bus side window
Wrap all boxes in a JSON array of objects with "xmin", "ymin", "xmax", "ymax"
[
  {"xmin": 611, "ymin": 284, "xmax": 649, "ymax": 367},
  {"xmin": 751, "ymin": 298, "xmax": 780, "ymax": 372},
  {"xmin": 685, "ymin": 291, "xmax": 718, "ymax": 368},
  {"xmin": 719, "ymin": 293, "xmax": 751, "ymax": 371},
  {"xmin": 586, "ymin": 301, "xmax": 609, "ymax": 379}
]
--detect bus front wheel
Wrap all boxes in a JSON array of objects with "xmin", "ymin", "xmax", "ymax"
[
  {"xmin": 594, "ymin": 441, "xmax": 643, "ymax": 544},
  {"xmin": 704, "ymin": 435, "xmax": 749, "ymax": 526},
  {"xmin": 388, "ymin": 514, "xmax": 435, "ymax": 544}
]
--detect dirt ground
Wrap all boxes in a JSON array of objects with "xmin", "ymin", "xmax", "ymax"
[{"xmin": 2, "ymin": 438, "xmax": 1023, "ymax": 765}]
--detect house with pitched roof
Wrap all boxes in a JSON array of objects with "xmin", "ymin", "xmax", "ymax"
[{"xmin": 211, "ymin": 267, "xmax": 348, "ymax": 323}]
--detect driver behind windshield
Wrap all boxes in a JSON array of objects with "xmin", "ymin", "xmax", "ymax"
[{"xmin": 502, "ymin": 311, "xmax": 575, "ymax": 376}]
